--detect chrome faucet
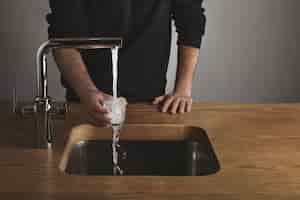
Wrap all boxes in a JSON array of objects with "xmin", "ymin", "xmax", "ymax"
[{"xmin": 15, "ymin": 37, "xmax": 123, "ymax": 149}]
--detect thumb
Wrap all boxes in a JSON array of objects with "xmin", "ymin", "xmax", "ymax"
[
  {"xmin": 152, "ymin": 96, "xmax": 165, "ymax": 105},
  {"xmin": 94, "ymin": 93, "xmax": 108, "ymax": 113}
]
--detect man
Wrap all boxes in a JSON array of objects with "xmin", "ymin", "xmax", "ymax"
[{"xmin": 47, "ymin": 0, "xmax": 206, "ymax": 126}]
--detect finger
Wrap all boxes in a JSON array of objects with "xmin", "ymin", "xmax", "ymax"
[
  {"xmin": 94, "ymin": 92, "xmax": 108, "ymax": 108},
  {"xmin": 162, "ymin": 96, "xmax": 174, "ymax": 113},
  {"xmin": 171, "ymin": 98, "xmax": 181, "ymax": 114},
  {"xmin": 91, "ymin": 112, "xmax": 111, "ymax": 124},
  {"xmin": 92, "ymin": 96, "xmax": 109, "ymax": 113},
  {"xmin": 152, "ymin": 96, "xmax": 165, "ymax": 105},
  {"xmin": 179, "ymin": 100, "xmax": 187, "ymax": 114},
  {"xmin": 93, "ymin": 121, "xmax": 110, "ymax": 127},
  {"xmin": 91, "ymin": 104, "xmax": 109, "ymax": 114},
  {"xmin": 96, "ymin": 105, "xmax": 109, "ymax": 113},
  {"xmin": 88, "ymin": 114, "xmax": 110, "ymax": 127},
  {"xmin": 102, "ymin": 94, "xmax": 114, "ymax": 101},
  {"xmin": 186, "ymin": 99, "xmax": 193, "ymax": 112}
]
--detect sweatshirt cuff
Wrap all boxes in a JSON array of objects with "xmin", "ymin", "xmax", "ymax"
[{"xmin": 177, "ymin": 35, "xmax": 203, "ymax": 49}]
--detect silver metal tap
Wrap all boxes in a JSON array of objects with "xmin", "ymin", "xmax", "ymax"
[{"xmin": 15, "ymin": 37, "xmax": 123, "ymax": 149}]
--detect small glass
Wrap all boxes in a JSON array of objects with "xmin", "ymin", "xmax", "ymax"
[{"xmin": 103, "ymin": 97, "xmax": 127, "ymax": 126}]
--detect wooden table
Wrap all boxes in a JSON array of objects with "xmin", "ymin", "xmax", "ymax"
[{"xmin": 0, "ymin": 102, "xmax": 300, "ymax": 200}]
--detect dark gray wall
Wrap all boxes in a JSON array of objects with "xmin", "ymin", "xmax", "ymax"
[{"xmin": 1, "ymin": 0, "xmax": 300, "ymax": 103}]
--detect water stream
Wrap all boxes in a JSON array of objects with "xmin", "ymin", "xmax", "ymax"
[
  {"xmin": 111, "ymin": 47, "xmax": 124, "ymax": 175},
  {"xmin": 112, "ymin": 47, "xmax": 119, "ymax": 99}
]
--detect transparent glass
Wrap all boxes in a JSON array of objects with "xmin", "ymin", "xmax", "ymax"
[{"xmin": 103, "ymin": 97, "xmax": 127, "ymax": 125}]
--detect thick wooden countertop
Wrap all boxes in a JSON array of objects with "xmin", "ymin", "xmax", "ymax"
[{"xmin": 1, "ymin": 102, "xmax": 300, "ymax": 199}]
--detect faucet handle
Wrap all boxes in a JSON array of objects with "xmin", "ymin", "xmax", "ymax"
[
  {"xmin": 12, "ymin": 87, "xmax": 37, "ymax": 117},
  {"xmin": 49, "ymin": 101, "xmax": 68, "ymax": 119}
]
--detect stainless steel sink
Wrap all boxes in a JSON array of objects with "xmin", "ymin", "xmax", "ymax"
[{"xmin": 60, "ymin": 124, "xmax": 220, "ymax": 176}]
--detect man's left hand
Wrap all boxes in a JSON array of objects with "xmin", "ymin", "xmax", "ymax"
[{"xmin": 152, "ymin": 93, "xmax": 193, "ymax": 114}]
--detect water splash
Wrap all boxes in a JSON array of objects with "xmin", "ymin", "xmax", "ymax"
[{"xmin": 112, "ymin": 125, "xmax": 124, "ymax": 175}]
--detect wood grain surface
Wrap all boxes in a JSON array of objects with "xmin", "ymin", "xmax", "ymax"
[{"xmin": 0, "ymin": 101, "xmax": 300, "ymax": 199}]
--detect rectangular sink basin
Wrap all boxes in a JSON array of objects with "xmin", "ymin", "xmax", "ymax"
[{"xmin": 60, "ymin": 124, "xmax": 220, "ymax": 176}]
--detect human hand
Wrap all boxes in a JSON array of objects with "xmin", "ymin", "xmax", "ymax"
[
  {"xmin": 79, "ymin": 89, "xmax": 113, "ymax": 126},
  {"xmin": 152, "ymin": 92, "xmax": 193, "ymax": 114}
]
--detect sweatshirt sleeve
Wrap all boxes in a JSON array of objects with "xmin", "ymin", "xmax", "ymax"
[
  {"xmin": 171, "ymin": 0, "xmax": 206, "ymax": 48},
  {"xmin": 46, "ymin": 0, "xmax": 90, "ymax": 38}
]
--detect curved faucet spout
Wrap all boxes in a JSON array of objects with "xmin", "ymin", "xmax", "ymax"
[
  {"xmin": 36, "ymin": 37, "xmax": 122, "ymax": 98},
  {"xmin": 34, "ymin": 37, "xmax": 123, "ymax": 148}
]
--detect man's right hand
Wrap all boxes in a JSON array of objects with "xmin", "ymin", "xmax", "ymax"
[
  {"xmin": 79, "ymin": 89, "xmax": 112, "ymax": 127},
  {"xmin": 52, "ymin": 49, "xmax": 113, "ymax": 127}
]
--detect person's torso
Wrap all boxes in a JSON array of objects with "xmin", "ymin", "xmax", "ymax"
[{"xmin": 66, "ymin": 0, "xmax": 173, "ymax": 102}]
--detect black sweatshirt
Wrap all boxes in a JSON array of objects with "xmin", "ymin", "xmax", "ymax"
[{"xmin": 47, "ymin": 0, "xmax": 206, "ymax": 102}]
